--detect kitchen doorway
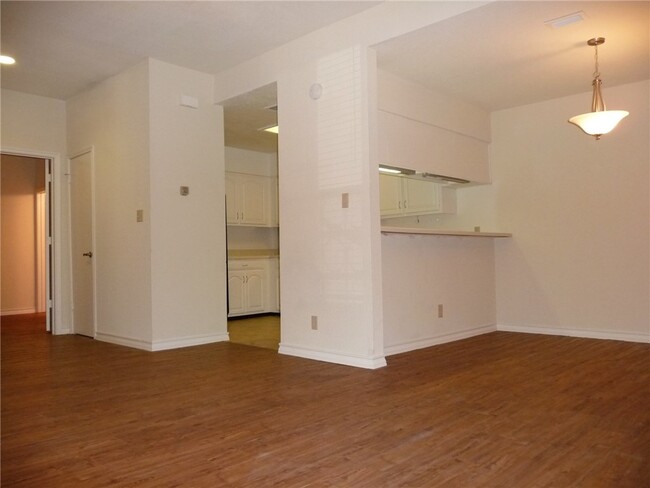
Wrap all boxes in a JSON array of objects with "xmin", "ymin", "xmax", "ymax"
[{"xmin": 220, "ymin": 83, "xmax": 281, "ymax": 350}]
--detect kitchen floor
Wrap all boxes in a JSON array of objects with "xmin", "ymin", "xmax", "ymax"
[{"xmin": 227, "ymin": 314, "xmax": 280, "ymax": 351}]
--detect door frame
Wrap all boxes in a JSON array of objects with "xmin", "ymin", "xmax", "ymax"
[
  {"xmin": 1, "ymin": 146, "xmax": 65, "ymax": 334},
  {"xmin": 68, "ymin": 147, "xmax": 97, "ymax": 337}
]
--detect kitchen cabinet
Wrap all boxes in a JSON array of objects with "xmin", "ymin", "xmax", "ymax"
[
  {"xmin": 378, "ymin": 110, "xmax": 491, "ymax": 184},
  {"xmin": 380, "ymin": 174, "xmax": 441, "ymax": 218},
  {"xmin": 226, "ymin": 172, "xmax": 278, "ymax": 227},
  {"xmin": 228, "ymin": 260, "xmax": 266, "ymax": 316}
]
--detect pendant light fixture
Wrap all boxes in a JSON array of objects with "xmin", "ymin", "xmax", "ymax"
[{"xmin": 568, "ymin": 37, "xmax": 628, "ymax": 140}]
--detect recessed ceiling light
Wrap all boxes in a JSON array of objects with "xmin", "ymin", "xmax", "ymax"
[
  {"xmin": 544, "ymin": 11, "xmax": 585, "ymax": 29},
  {"xmin": 0, "ymin": 55, "xmax": 16, "ymax": 65}
]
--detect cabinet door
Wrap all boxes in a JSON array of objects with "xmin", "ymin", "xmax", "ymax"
[
  {"xmin": 227, "ymin": 271, "xmax": 246, "ymax": 315},
  {"xmin": 403, "ymin": 178, "xmax": 440, "ymax": 215},
  {"xmin": 379, "ymin": 174, "xmax": 403, "ymax": 216},
  {"xmin": 239, "ymin": 176, "xmax": 267, "ymax": 225},
  {"xmin": 225, "ymin": 174, "xmax": 239, "ymax": 224},
  {"xmin": 245, "ymin": 269, "xmax": 266, "ymax": 313}
]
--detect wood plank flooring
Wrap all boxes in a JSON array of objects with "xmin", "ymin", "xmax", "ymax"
[{"xmin": 2, "ymin": 314, "xmax": 649, "ymax": 487}]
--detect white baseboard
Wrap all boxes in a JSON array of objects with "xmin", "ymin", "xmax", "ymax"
[
  {"xmin": 95, "ymin": 332, "xmax": 154, "ymax": 351},
  {"xmin": 384, "ymin": 324, "xmax": 497, "ymax": 356},
  {"xmin": 279, "ymin": 343, "xmax": 387, "ymax": 369},
  {"xmin": 1, "ymin": 308, "xmax": 37, "ymax": 316},
  {"xmin": 151, "ymin": 333, "xmax": 230, "ymax": 351},
  {"xmin": 497, "ymin": 324, "xmax": 650, "ymax": 344},
  {"xmin": 96, "ymin": 331, "xmax": 230, "ymax": 351}
]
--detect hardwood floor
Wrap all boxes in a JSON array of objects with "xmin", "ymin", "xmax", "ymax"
[{"xmin": 2, "ymin": 314, "xmax": 649, "ymax": 487}]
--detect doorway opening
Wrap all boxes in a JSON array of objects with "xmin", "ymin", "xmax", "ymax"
[
  {"xmin": 1, "ymin": 153, "xmax": 52, "ymax": 331},
  {"xmin": 220, "ymin": 83, "xmax": 281, "ymax": 350}
]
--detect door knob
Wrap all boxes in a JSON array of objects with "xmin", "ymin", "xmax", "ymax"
[{"xmin": 83, "ymin": 252, "xmax": 93, "ymax": 258}]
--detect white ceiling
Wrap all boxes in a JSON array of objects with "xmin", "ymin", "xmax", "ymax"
[
  {"xmin": 0, "ymin": 1, "xmax": 379, "ymax": 100},
  {"xmin": 2, "ymin": 1, "xmax": 648, "ymax": 152},
  {"xmin": 374, "ymin": 1, "xmax": 649, "ymax": 111}
]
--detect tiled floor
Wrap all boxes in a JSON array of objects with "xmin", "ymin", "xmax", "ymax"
[{"xmin": 227, "ymin": 314, "xmax": 280, "ymax": 350}]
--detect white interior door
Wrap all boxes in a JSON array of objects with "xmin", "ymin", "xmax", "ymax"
[{"xmin": 69, "ymin": 150, "xmax": 95, "ymax": 337}]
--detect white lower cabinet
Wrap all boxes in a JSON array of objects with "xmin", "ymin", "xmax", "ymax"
[
  {"xmin": 228, "ymin": 258, "xmax": 278, "ymax": 317},
  {"xmin": 228, "ymin": 261, "xmax": 266, "ymax": 316}
]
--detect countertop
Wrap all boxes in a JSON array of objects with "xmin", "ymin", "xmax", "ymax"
[
  {"xmin": 381, "ymin": 226, "xmax": 512, "ymax": 238},
  {"xmin": 228, "ymin": 249, "xmax": 279, "ymax": 260}
]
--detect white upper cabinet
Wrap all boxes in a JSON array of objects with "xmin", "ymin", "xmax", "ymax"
[
  {"xmin": 380, "ymin": 174, "xmax": 442, "ymax": 218},
  {"xmin": 226, "ymin": 172, "xmax": 278, "ymax": 227},
  {"xmin": 378, "ymin": 112, "xmax": 491, "ymax": 184},
  {"xmin": 377, "ymin": 70, "xmax": 491, "ymax": 184}
]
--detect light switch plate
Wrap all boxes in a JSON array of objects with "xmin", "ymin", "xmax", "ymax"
[
  {"xmin": 342, "ymin": 193, "xmax": 349, "ymax": 208},
  {"xmin": 180, "ymin": 186, "xmax": 189, "ymax": 196},
  {"xmin": 136, "ymin": 209, "xmax": 144, "ymax": 222}
]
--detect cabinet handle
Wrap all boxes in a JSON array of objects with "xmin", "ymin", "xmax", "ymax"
[
  {"xmin": 404, "ymin": 200, "xmax": 407, "ymax": 209},
  {"xmin": 398, "ymin": 201, "xmax": 401, "ymax": 209}
]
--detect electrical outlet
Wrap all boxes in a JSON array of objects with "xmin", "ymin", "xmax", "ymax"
[
  {"xmin": 341, "ymin": 193, "xmax": 349, "ymax": 208},
  {"xmin": 438, "ymin": 304, "xmax": 444, "ymax": 318},
  {"xmin": 311, "ymin": 315, "xmax": 318, "ymax": 330}
]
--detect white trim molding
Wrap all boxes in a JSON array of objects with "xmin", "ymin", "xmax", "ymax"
[
  {"xmin": 384, "ymin": 324, "xmax": 497, "ymax": 356},
  {"xmin": 497, "ymin": 324, "xmax": 650, "ymax": 344},
  {"xmin": 151, "ymin": 333, "xmax": 230, "ymax": 351},
  {"xmin": 95, "ymin": 332, "xmax": 153, "ymax": 351},
  {"xmin": 96, "ymin": 331, "xmax": 230, "ymax": 352},
  {"xmin": 1, "ymin": 308, "xmax": 37, "ymax": 316},
  {"xmin": 279, "ymin": 343, "xmax": 387, "ymax": 369}
]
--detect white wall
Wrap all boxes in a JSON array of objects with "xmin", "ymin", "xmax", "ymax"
[
  {"xmin": 275, "ymin": 46, "xmax": 385, "ymax": 368},
  {"xmin": 67, "ymin": 59, "xmax": 227, "ymax": 350},
  {"xmin": 377, "ymin": 70, "xmax": 491, "ymax": 183},
  {"xmin": 376, "ymin": 71, "xmax": 499, "ymax": 354},
  {"xmin": 148, "ymin": 59, "xmax": 227, "ymax": 348},
  {"xmin": 382, "ymin": 234, "xmax": 497, "ymax": 355},
  {"xmin": 1, "ymin": 155, "xmax": 41, "ymax": 314},
  {"xmin": 1, "ymin": 89, "xmax": 66, "ymax": 153},
  {"xmin": 67, "ymin": 60, "xmax": 154, "ymax": 346},
  {"xmin": 1, "ymin": 89, "xmax": 70, "ymax": 332},
  {"xmin": 211, "ymin": 2, "xmax": 489, "ymax": 368},
  {"xmin": 490, "ymin": 80, "xmax": 649, "ymax": 342}
]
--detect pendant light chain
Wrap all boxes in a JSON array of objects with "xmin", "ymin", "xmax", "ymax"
[{"xmin": 593, "ymin": 42, "xmax": 600, "ymax": 79}]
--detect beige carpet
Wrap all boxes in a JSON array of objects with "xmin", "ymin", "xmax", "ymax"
[{"xmin": 227, "ymin": 315, "xmax": 280, "ymax": 351}]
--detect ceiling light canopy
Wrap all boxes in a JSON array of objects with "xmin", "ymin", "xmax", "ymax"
[
  {"xmin": 0, "ymin": 55, "xmax": 16, "ymax": 65},
  {"xmin": 568, "ymin": 37, "xmax": 629, "ymax": 140}
]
